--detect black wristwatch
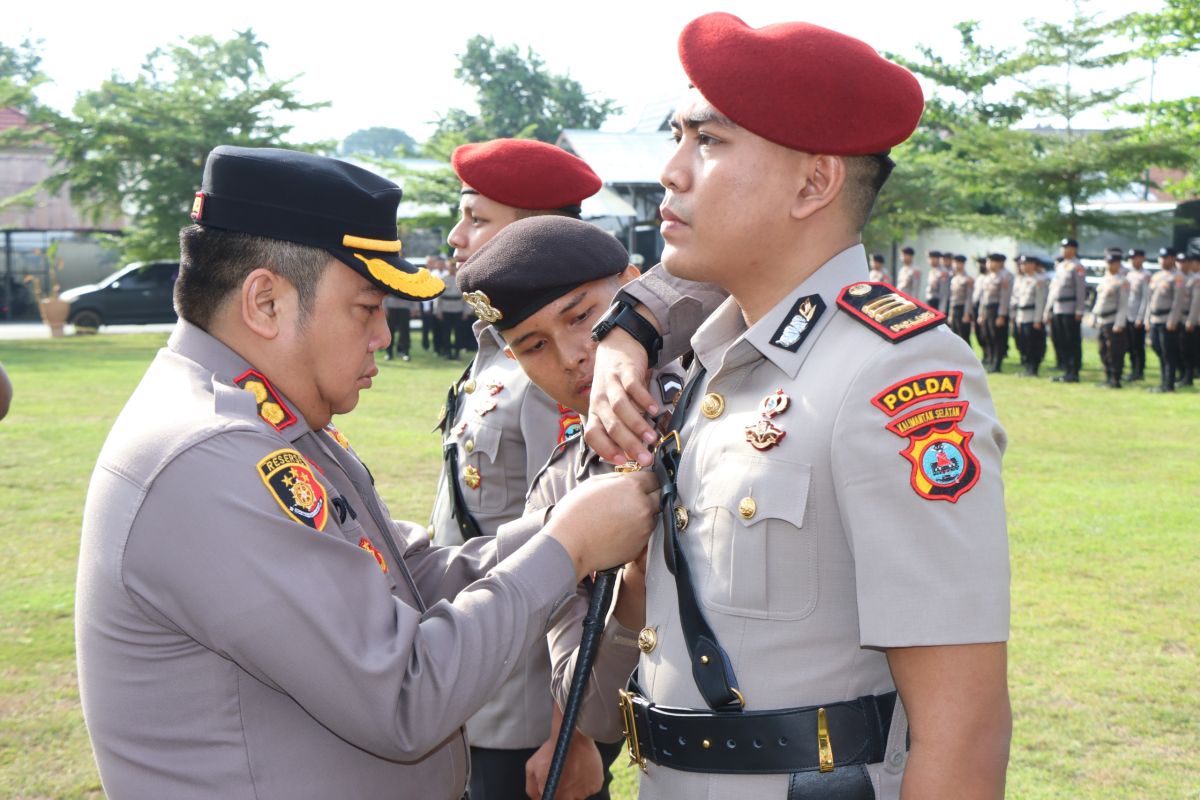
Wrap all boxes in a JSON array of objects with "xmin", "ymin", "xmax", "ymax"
[{"xmin": 592, "ymin": 298, "xmax": 663, "ymax": 366}]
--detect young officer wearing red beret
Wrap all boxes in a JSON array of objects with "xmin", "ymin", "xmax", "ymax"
[
  {"xmin": 426, "ymin": 139, "xmax": 620, "ymax": 799},
  {"xmin": 584, "ymin": 13, "xmax": 1011, "ymax": 800}
]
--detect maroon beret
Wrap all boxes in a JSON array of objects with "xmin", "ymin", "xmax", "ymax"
[
  {"xmin": 678, "ymin": 13, "xmax": 924, "ymax": 155},
  {"xmin": 451, "ymin": 139, "xmax": 602, "ymax": 210}
]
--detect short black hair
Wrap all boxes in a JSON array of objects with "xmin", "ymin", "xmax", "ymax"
[
  {"xmin": 175, "ymin": 225, "xmax": 332, "ymax": 331},
  {"xmin": 842, "ymin": 153, "xmax": 895, "ymax": 230}
]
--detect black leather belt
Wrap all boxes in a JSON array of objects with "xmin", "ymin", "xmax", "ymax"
[
  {"xmin": 618, "ymin": 686, "xmax": 896, "ymax": 775},
  {"xmin": 1019, "ymin": 304, "xmax": 1035, "ymax": 310}
]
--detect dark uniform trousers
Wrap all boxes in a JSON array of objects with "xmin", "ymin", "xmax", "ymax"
[
  {"xmin": 1098, "ymin": 324, "xmax": 1128, "ymax": 385},
  {"xmin": 1126, "ymin": 325, "xmax": 1147, "ymax": 379},
  {"xmin": 467, "ymin": 740, "xmax": 625, "ymax": 800},
  {"xmin": 385, "ymin": 307, "xmax": 411, "ymax": 357},
  {"xmin": 949, "ymin": 304, "xmax": 972, "ymax": 346},
  {"xmin": 1149, "ymin": 323, "xmax": 1180, "ymax": 390},
  {"xmin": 1180, "ymin": 327, "xmax": 1199, "ymax": 385},
  {"xmin": 979, "ymin": 303, "xmax": 1008, "ymax": 371},
  {"xmin": 1052, "ymin": 313, "xmax": 1082, "ymax": 377},
  {"xmin": 1017, "ymin": 323, "xmax": 1046, "ymax": 375}
]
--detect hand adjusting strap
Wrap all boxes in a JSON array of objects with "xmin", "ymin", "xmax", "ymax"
[{"xmin": 653, "ymin": 365, "xmax": 744, "ymax": 712}]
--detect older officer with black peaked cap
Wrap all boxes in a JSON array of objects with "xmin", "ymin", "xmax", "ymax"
[
  {"xmin": 74, "ymin": 146, "xmax": 660, "ymax": 800},
  {"xmin": 583, "ymin": 13, "xmax": 1011, "ymax": 800}
]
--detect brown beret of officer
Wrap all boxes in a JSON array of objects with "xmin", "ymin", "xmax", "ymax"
[{"xmin": 457, "ymin": 216, "xmax": 628, "ymax": 331}]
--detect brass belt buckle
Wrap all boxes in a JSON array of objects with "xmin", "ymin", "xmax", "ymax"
[
  {"xmin": 617, "ymin": 689, "xmax": 648, "ymax": 773},
  {"xmin": 817, "ymin": 707, "xmax": 835, "ymax": 773}
]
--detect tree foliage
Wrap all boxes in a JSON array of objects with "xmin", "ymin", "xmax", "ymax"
[
  {"xmin": 429, "ymin": 36, "xmax": 618, "ymax": 150},
  {"xmin": 43, "ymin": 31, "xmax": 326, "ymax": 261},
  {"xmin": 342, "ymin": 126, "xmax": 417, "ymax": 158},
  {"xmin": 872, "ymin": 4, "xmax": 1194, "ymax": 248},
  {"xmin": 1122, "ymin": 0, "xmax": 1200, "ymax": 197},
  {"xmin": 0, "ymin": 39, "xmax": 48, "ymax": 148}
]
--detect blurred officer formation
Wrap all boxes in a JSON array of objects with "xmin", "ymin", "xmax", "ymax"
[{"xmin": 868, "ymin": 236, "xmax": 1200, "ymax": 392}]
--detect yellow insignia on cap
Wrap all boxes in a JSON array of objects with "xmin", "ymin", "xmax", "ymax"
[
  {"xmin": 353, "ymin": 254, "xmax": 445, "ymax": 300},
  {"xmin": 343, "ymin": 234, "xmax": 403, "ymax": 253},
  {"xmin": 464, "ymin": 290, "xmax": 503, "ymax": 323}
]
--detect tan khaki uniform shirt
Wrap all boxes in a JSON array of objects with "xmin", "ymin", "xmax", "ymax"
[
  {"xmin": 1125, "ymin": 268, "xmax": 1151, "ymax": 324},
  {"xmin": 1186, "ymin": 273, "xmax": 1200, "ymax": 328},
  {"xmin": 949, "ymin": 272, "xmax": 975, "ymax": 308},
  {"xmin": 622, "ymin": 247, "xmax": 1010, "ymax": 800},
  {"xmin": 896, "ymin": 265, "xmax": 920, "ymax": 297},
  {"xmin": 430, "ymin": 322, "xmax": 574, "ymax": 749},
  {"xmin": 1091, "ymin": 273, "xmax": 1130, "ymax": 330},
  {"xmin": 867, "ymin": 267, "xmax": 888, "ymax": 283},
  {"xmin": 1143, "ymin": 269, "xmax": 1187, "ymax": 327},
  {"xmin": 75, "ymin": 321, "xmax": 576, "ymax": 800},
  {"xmin": 1011, "ymin": 273, "xmax": 1048, "ymax": 324},
  {"xmin": 924, "ymin": 265, "xmax": 951, "ymax": 313},
  {"xmin": 526, "ymin": 364, "xmax": 684, "ymax": 743},
  {"xmin": 1045, "ymin": 258, "xmax": 1088, "ymax": 318},
  {"xmin": 978, "ymin": 269, "xmax": 1013, "ymax": 313}
]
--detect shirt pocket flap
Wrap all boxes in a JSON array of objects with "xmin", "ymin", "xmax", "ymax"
[{"xmin": 695, "ymin": 455, "xmax": 811, "ymax": 529}]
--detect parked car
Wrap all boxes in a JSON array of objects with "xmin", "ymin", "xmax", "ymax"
[{"xmin": 60, "ymin": 261, "xmax": 180, "ymax": 330}]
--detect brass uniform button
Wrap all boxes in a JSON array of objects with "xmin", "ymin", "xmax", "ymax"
[
  {"xmin": 673, "ymin": 505, "xmax": 689, "ymax": 532},
  {"xmin": 738, "ymin": 497, "xmax": 757, "ymax": 519},
  {"xmin": 637, "ymin": 627, "xmax": 658, "ymax": 653},
  {"xmin": 463, "ymin": 379, "xmax": 477, "ymax": 394},
  {"xmin": 700, "ymin": 392, "xmax": 725, "ymax": 419},
  {"xmin": 464, "ymin": 440, "xmax": 475, "ymax": 454}
]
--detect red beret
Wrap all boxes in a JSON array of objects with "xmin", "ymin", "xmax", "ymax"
[
  {"xmin": 678, "ymin": 13, "xmax": 924, "ymax": 155},
  {"xmin": 451, "ymin": 139, "xmax": 602, "ymax": 210}
]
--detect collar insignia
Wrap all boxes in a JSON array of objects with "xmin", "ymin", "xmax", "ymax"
[
  {"xmin": 770, "ymin": 294, "xmax": 826, "ymax": 352},
  {"xmin": 236, "ymin": 369, "xmax": 298, "ymax": 432}
]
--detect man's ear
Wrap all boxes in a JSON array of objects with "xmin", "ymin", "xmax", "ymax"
[
  {"xmin": 791, "ymin": 154, "xmax": 846, "ymax": 222},
  {"xmin": 240, "ymin": 268, "xmax": 287, "ymax": 339},
  {"xmin": 618, "ymin": 264, "xmax": 642, "ymax": 285},
  {"xmin": 503, "ymin": 345, "xmax": 515, "ymax": 360}
]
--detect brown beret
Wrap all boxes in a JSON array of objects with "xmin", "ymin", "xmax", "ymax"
[
  {"xmin": 451, "ymin": 139, "xmax": 601, "ymax": 210},
  {"xmin": 457, "ymin": 216, "xmax": 628, "ymax": 331},
  {"xmin": 678, "ymin": 13, "xmax": 924, "ymax": 155}
]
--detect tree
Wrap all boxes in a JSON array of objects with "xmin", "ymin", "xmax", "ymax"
[
  {"xmin": 875, "ymin": 5, "xmax": 1192, "ymax": 247},
  {"xmin": 43, "ymin": 31, "xmax": 327, "ymax": 261},
  {"xmin": 342, "ymin": 126, "xmax": 417, "ymax": 158},
  {"xmin": 430, "ymin": 36, "xmax": 618, "ymax": 148},
  {"xmin": 0, "ymin": 39, "xmax": 48, "ymax": 149},
  {"xmin": 1122, "ymin": 0, "xmax": 1200, "ymax": 197}
]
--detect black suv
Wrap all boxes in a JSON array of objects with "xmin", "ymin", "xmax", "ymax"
[{"xmin": 61, "ymin": 261, "xmax": 180, "ymax": 330}]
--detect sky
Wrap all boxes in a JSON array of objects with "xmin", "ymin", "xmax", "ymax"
[{"xmin": 5, "ymin": 0, "xmax": 1196, "ymax": 146}]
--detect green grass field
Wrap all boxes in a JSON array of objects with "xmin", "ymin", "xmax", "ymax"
[{"xmin": 0, "ymin": 332, "xmax": 1197, "ymax": 799}]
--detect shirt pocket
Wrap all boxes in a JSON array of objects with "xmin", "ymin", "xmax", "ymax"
[
  {"xmin": 463, "ymin": 419, "xmax": 508, "ymax": 513},
  {"xmin": 694, "ymin": 454, "xmax": 816, "ymax": 621},
  {"xmin": 330, "ymin": 516, "xmax": 398, "ymax": 594}
]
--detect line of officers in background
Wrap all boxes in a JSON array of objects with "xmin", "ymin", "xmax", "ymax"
[
  {"xmin": 869, "ymin": 237, "xmax": 1200, "ymax": 392},
  {"xmin": 382, "ymin": 255, "xmax": 478, "ymax": 362}
]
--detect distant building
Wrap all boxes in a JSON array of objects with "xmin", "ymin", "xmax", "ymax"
[{"xmin": 1, "ymin": 108, "xmax": 125, "ymax": 319}]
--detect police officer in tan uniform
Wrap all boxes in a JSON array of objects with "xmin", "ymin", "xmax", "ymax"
[
  {"xmin": 1090, "ymin": 250, "xmax": 1131, "ymax": 388},
  {"xmin": 948, "ymin": 253, "xmax": 975, "ymax": 346},
  {"xmin": 868, "ymin": 252, "xmax": 888, "ymax": 283},
  {"xmin": 896, "ymin": 248, "xmax": 921, "ymax": 296},
  {"xmin": 1180, "ymin": 241, "xmax": 1200, "ymax": 387},
  {"xmin": 1143, "ymin": 248, "xmax": 1187, "ymax": 392},
  {"xmin": 454, "ymin": 216, "xmax": 686, "ymax": 798},
  {"xmin": 73, "ymin": 146, "xmax": 660, "ymax": 800},
  {"xmin": 1124, "ymin": 248, "xmax": 1151, "ymax": 382},
  {"xmin": 977, "ymin": 253, "xmax": 1013, "ymax": 373},
  {"xmin": 584, "ymin": 14, "xmax": 1011, "ymax": 800},
  {"xmin": 1011, "ymin": 255, "xmax": 1048, "ymax": 376},
  {"xmin": 427, "ymin": 139, "xmax": 614, "ymax": 799},
  {"xmin": 1045, "ymin": 238, "xmax": 1088, "ymax": 383},
  {"xmin": 925, "ymin": 251, "xmax": 951, "ymax": 314}
]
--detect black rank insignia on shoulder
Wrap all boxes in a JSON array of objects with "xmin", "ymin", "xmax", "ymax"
[
  {"xmin": 657, "ymin": 372, "xmax": 684, "ymax": 406},
  {"xmin": 836, "ymin": 282, "xmax": 944, "ymax": 343},
  {"xmin": 235, "ymin": 369, "xmax": 298, "ymax": 432},
  {"xmin": 770, "ymin": 293, "xmax": 826, "ymax": 352}
]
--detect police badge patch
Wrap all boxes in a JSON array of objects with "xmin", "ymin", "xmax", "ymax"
[
  {"xmin": 257, "ymin": 449, "xmax": 329, "ymax": 530},
  {"xmin": 899, "ymin": 422, "xmax": 980, "ymax": 503},
  {"xmin": 770, "ymin": 294, "xmax": 826, "ymax": 352},
  {"xmin": 557, "ymin": 404, "xmax": 582, "ymax": 444}
]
